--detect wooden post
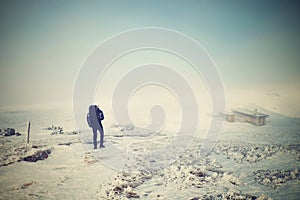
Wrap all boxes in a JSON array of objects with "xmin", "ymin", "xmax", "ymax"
[{"xmin": 26, "ymin": 121, "xmax": 31, "ymax": 143}]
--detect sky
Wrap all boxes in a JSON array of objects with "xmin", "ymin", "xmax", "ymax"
[{"xmin": 0, "ymin": 0, "xmax": 299, "ymax": 116}]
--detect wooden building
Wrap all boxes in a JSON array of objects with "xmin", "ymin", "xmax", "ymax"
[{"xmin": 232, "ymin": 108, "xmax": 269, "ymax": 126}]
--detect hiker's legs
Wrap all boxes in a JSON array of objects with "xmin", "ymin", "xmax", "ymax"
[
  {"xmin": 99, "ymin": 125, "xmax": 104, "ymax": 147},
  {"xmin": 92, "ymin": 127, "xmax": 97, "ymax": 149}
]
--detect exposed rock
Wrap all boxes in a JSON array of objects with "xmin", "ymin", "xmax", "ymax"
[
  {"xmin": 58, "ymin": 142, "xmax": 72, "ymax": 146},
  {"xmin": 66, "ymin": 131, "xmax": 78, "ymax": 135},
  {"xmin": 44, "ymin": 125, "xmax": 64, "ymax": 135},
  {"xmin": 99, "ymin": 170, "xmax": 152, "ymax": 199},
  {"xmin": 254, "ymin": 169, "xmax": 300, "ymax": 189},
  {"xmin": 126, "ymin": 191, "xmax": 139, "ymax": 198},
  {"xmin": 213, "ymin": 142, "xmax": 300, "ymax": 164},
  {"xmin": 190, "ymin": 169, "xmax": 206, "ymax": 177},
  {"xmin": 113, "ymin": 186, "xmax": 124, "ymax": 194},
  {"xmin": 22, "ymin": 149, "xmax": 51, "ymax": 162},
  {"xmin": 202, "ymin": 190, "xmax": 272, "ymax": 200},
  {"xmin": 0, "ymin": 128, "xmax": 21, "ymax": 137},
  {"xmin": 12, "ymin": 181, "xmax": 37, "ymax": 190},
  {"xmin": 20, "ymin": 181, "xmax": 36, "ymax": 189}
]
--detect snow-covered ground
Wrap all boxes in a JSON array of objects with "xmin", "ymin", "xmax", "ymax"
[{"xmin": 0, "ymin": 106, "xmax": 299, "ymax": 199}]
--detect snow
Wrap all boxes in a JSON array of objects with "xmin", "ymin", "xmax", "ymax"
[{"xmin": 0, "ymin": 105, "xmax": 299, "ymax": 199}]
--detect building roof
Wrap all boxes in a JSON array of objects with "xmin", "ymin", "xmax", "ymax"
[{"xmin": 233, "ymin": 108, "xmax": 269, "ymax": 117}]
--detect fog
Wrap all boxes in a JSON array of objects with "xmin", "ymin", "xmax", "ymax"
[{"xmin": 0, "ymin": 1, "xmax": 299, "ymax": 119}]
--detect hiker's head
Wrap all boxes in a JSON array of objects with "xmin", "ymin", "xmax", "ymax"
[{"xmin": 89, "ymin": 105, "xmax": 97, "ymax": 114}]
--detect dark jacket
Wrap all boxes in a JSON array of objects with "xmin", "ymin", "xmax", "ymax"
[{"xmin": 87, "ymin": 105, "xmax": 104, "ymax": 128}]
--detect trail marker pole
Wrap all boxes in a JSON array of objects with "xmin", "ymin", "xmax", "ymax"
[{"xmin": 26, "ymin": 121, "xmax": 31, "ymax": 143}]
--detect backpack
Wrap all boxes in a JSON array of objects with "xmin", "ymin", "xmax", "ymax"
[{"xmin": 98, "ymin": 109, "xmax": 104, "ymax": 121}]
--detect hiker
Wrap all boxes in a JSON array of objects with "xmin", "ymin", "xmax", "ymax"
[{"xmin": 87, "ymin": 105, "xmax": 105, "ymax": 149}]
